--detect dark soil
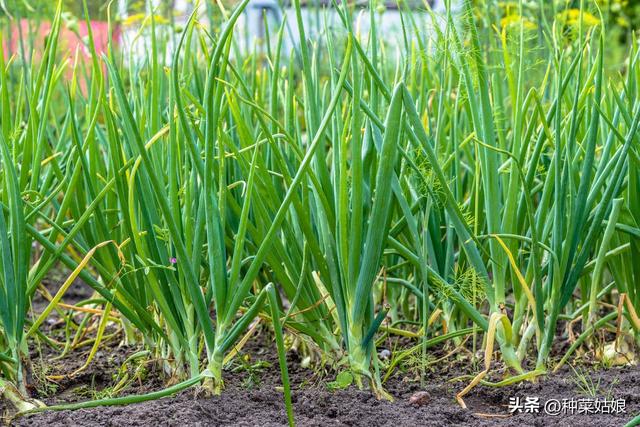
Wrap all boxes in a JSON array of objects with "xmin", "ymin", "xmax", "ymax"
[{"xmin": 4, "ymin": 275, "xmax": 640, "ymax": 426}]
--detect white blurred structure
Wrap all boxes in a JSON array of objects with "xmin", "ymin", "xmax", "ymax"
[
  {"xmin": 116, "ymin": 0, "xmax": 458, "ymax": 65},
  {"xmin": 236, "ymin": 0, "xmax": 457, "ymax": 55},
  {"xmin": 117, "ymin": 0, "xmax": 194, "ymax": 67}
]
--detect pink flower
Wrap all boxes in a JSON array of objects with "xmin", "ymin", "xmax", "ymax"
[{"xmin": 169, "ymin": 257, "xmax": 177, "ymax": 264}]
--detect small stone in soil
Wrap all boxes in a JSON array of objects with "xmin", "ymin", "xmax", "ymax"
[{"xmin": 409, "ymin": 391, "xmax": 431, "ymax": 406}]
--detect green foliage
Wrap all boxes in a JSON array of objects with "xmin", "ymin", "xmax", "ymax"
[
  {"xmin": 326, "ymin": 371, "xmax": 354, "ymax": 391},
  {"xmin": 0, "ymin": 0, "xmax": 107, "ymax": 20},
  {"xmin": 0, "ymin": 0, "xmax": 639, "ymax": 415}
]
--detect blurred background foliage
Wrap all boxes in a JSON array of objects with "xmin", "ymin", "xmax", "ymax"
[
  {"xmin": 0, "ymin": 0, "xmax": 109, "ymax": 19},
  {"xmin": 496, "ymin": 1, "xmax": 640, "ymax": 41},
  {"xmin": 3, "ymin": 0, "xmax": 640, "ymax": 31},
  {"xmin": 0, "ymin": 0, "xmax": 235, "ymax": 20},
  {"xmin": 0, "ymin": 0, "xmax": 186, "ymax": 21},
  {"xmin": 0, "ymin": 0, "xmax": 636, "ymax": 21},
  {"xmin": 2, "ymin": 0, "xmax": 640, "ymax": 70},
  {"xmin": 486, "ymin": 0, "xmax": 640, "ymax": 67}
]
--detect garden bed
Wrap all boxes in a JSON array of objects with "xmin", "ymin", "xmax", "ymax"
[
  {"xmin": 11, "ymin": 336, "xmax": 639, "ymax": 426},
  {"xmin": 6, "ymin": 278, "xmax": 639, "ymax": 427},
  {"xmin": 1, "ymin": 1, "xmax": 640, "ymax": 426}
]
